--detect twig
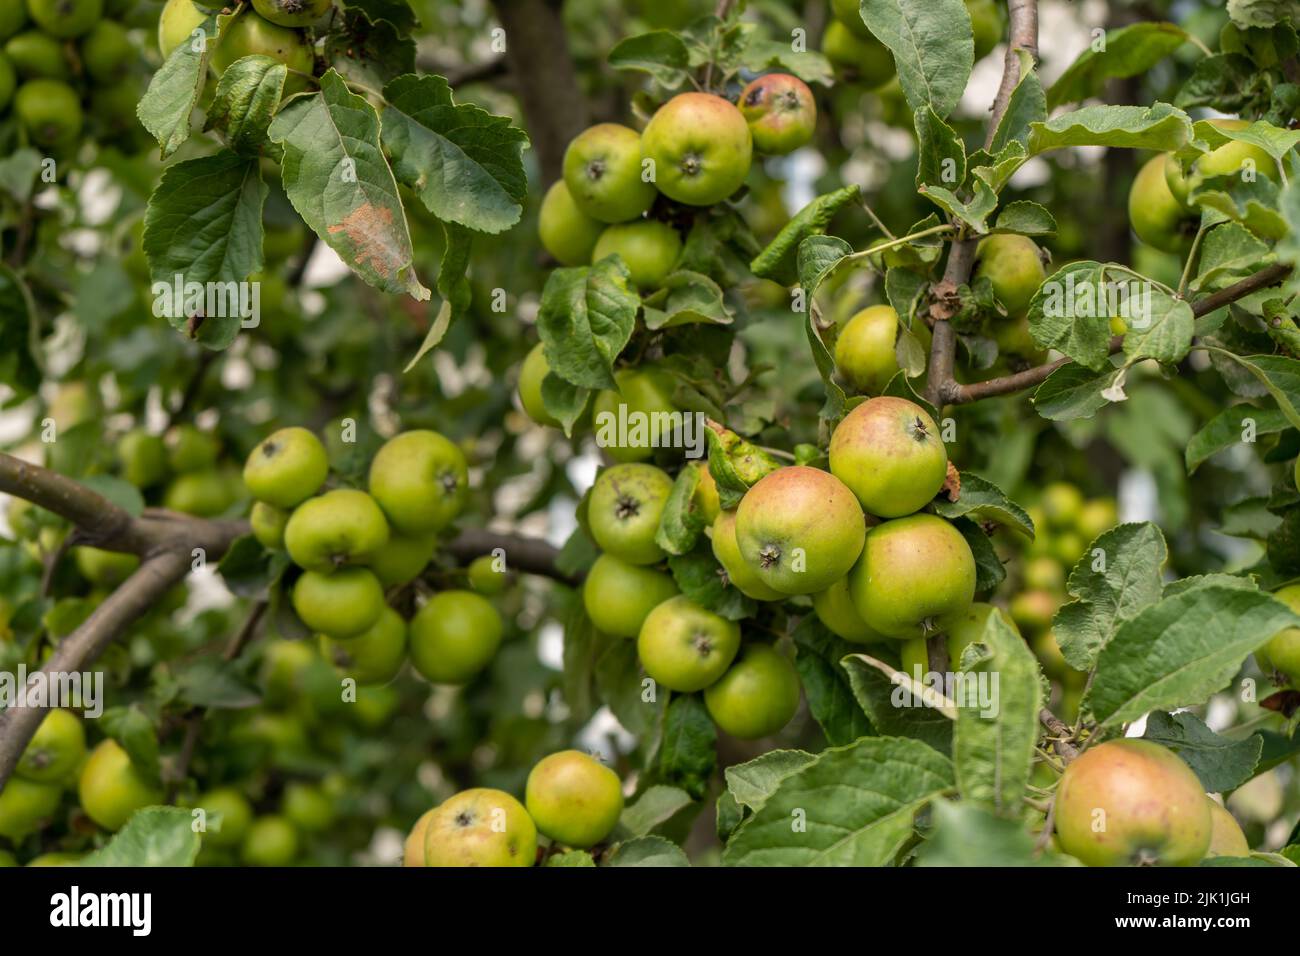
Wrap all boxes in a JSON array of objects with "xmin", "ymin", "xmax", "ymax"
[{"xmin": 1039, "ymin": 708, "xmax": 1080, "ymax": 761}]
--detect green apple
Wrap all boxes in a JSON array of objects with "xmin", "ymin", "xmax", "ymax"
[
  {"xmin": 1204, "ymin": 799, "xmax": 1249, "ymax": 859},
  {"xmin": 1009, "ymin": 589, "xmax": 1057, "ymax": 634},
  {"xmin": 14, "ymin": 79, "xmax": 82, "ymax": 146},
  {"xmin": 27, "ymin": 0, "xmax": 102, "ymax": 39},
  {"xmin": 5, "ymin": 30, "xmax": 69, "ymax": 79},
  {"xmin": 0, "ymin": 3, "xmax": 27, "ymax": 41},
  {"xmin": 422, "ymin": 788, "xmax": 536, "ymax": 867},
  {"xmin": 830, "ymin": 0, "xmax": 871, "ymax": 37},
  {"xmin": 15, "ymin": 708, "xmax": 85, "ymax": 784},
  {"xmin": 74, "ymin": 546, "xmax": 139, "ymax": 586},
  {"xmin": 1041, "ymin": 481, "xmax": 1084, "ymax": 529},
  {"xmin": 641, "ymin": 92, "xmax": 752, "ymax": 206},
  {"xmin": 812, "ymin": 574, "xmax": 884, "ymax": 643},
  {"xmin": 692, "ymin": 462, "xmax": 720, "ymax": 524},
  {"xmin": 586, "ymin": 462, "xmax": 673, "ymax": 565},
  {"xmin": 946, "ymin": 601, "xmax": 1019, "ymax": 666},
  {"xmin": 282, "ymin": 781, "xmax": 335, "ymax": 831},
  {"xmin": 243, "ymin": 426, "xmax": 329, "ymax": 508},
  {"xmin": 1128, "ymin": 153, "xmax": 1195, "ymax": 255},
  {"xmin": 259, "ymin": 638, "xmax": 315, "ymax": 706},
  {"xmin": 0, "ymin": 850, "xmax": 16, "ymax": 867},
  {"xmin": 829, "ymin": 396, "xmax": 948, "ymax": 518},
  {"xmin": 899, "ymin": 635, "xmax": 930, "ymax": 680},
  {"xmin": 165, "ymin": 424, "xmax": 221, "ymax": 473},
  {"xmin": 250, "ymin": 501, "xmax": 289, "ymax": 550},
  {"xmin": 591, "ymin": 366, "xmax": 679, "ymax": 462},
  {"xmin": 1257, "ymin": 583, "xmax": 1300, "ymax": 687},
  {"xmin": 241, "ymin": 815, "xmax": 299, "ymax": 866},
  {"xmin": 0, "ymin": 776, "xmax": 61, "ymax": 840},
  {"xmin": 194, "ymin": 787, "xmax": 254, "ymax": 849},
  {"xmin": 738, "ymin": 73, "xmax": 816, "ymax": 155},
  {"xmin": 159, "ymin": 0, "xmax": 209, "ymax": 56},
  {"xmin": 284, "ymin": 489, "xmax": 389, "ymax": 571},
  {"xmin": 822, "ymin": 19, "xmax": 896, "ymax": 89},
  {"xmin": 637, "ymin": 594, "xmax": 741, "ymax": 692},
  {"xmin": 1195, "ymin": 118, "xmax": 1280, "ymax": 182},
  {"xmin": 291, "ymin": 567, "xmax": 384, "ymax": 639},
  {"xmin": 368, "ymin": 430, "xmax": 468, "ymax": 535},
  {"xmin": 525, "ymin": 750, "xmax": 624, "ymax": 849},
  {"xmin": 974, "ymin": 234, "xmax": 1045, "ymax": 320},
  {"xmin": 78, "ymin": 739, "xmax": 162, "ymax": 831},
  {"xmin": 210, "ymin": 10, "xmax": 314, "ymax": 87},
  {"xmin": 538, "ymin": 180, "xmax": 605, "ymax": 266},
  {"xmin": 367, "ymin": 530, "xmax": 437, "ymax": 587},
  {"xmin": 834, "ymin": 304, "xmax": 899, "ymax": 394},
  {"xmin": 117, "ymin": 429, "xmax": 168, "ymax": 488},
  {"xmin": 703, "ymin": 643, "xmax": 801, "ymax": 739},
  {"xmin": 320, "ymin": 606, "xmax": 407, "ymax": 685},
  {"xmin": 735, "ymin": 466, "xmax": 866, "ymax": 595},
  {"xmin": 562, "ymin": 123, "xmax": 657, "ymax": 224},
  {"xmin": 848, "ymin": 514, "xmax": 976, "ymax": 639},
  {"xmin": 468, "ymin": 554, "xmax": 507, "ymax": 594},
  {"xmin": 163, "ymin": 470, "xmax": 234, "ymax": 517},
  {"xmin": 1022, "ymin": 556, "xmax": 1065, "ymax": 593},
  {"xmin": 710, "ymin": 509, "xmax": 784, "ymax": 601},
  {"xmin": 591, "ymin": 220, "xmax": 682, "ymax": 289},
  {"xmin": 518, "ymin": 341, "xmax": 576, "ymax": 428},
  {"xmin": 1076, "ymin": 498, "xmax": 1118, "ymax": 542},
  {"xmin": 80, "ymin": 19, "xmax": 131, "ymax": 81},
  {"xmin": 1054, "ymin": 739, "xmax": 1211, "ymax": 867},
  {"xmin": 408, "ymin": 590, "xmax": 502, "ymax": 685},
  {"xmin": 583, "ymin": 552, "xmax": 678, "ymax": 638},
  {"xmin": 403, "ymin": 808, "xmax": 436, "ymax": 867},
  {"xmin": 252, "ymin": 0, "xmax": 331, "ymax": 28}
]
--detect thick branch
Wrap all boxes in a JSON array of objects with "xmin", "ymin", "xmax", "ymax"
[
  {"xmin": 446, "ymin": 527, "xmax": 579, "ymax": 586},
  {"xmin": 0, "ymin": 452, "xmax": 136, "ymax": 546},
  {"xmin": 1191, "ymin": 262, "xmax": 1292, "ymax": 318}
]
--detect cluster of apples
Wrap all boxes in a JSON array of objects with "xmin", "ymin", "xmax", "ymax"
[
  {"xmin": 243, "ymin": 426, "xmax": 508, "ymax": 689},
  {"xmin": 186, "ymin": 777, "xmax": 341, "ymax": 867},
  {"xmin": 536, "ymin": 74, "xmax": 817, "ymax": 285},
  {"xmin": 403, "ymin": 749, "xmax": 624, "ymax": 866},
  {"xmin": 158, "ymin": 0, "xmax": 327, "ymax": 86},
  {"xmin": 0, "ymin": 0, "xmax": 141, "ymax": 153}
]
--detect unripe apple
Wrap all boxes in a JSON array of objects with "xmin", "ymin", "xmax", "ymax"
[
  {"xmin": 116, "ymin": 429, "xmax": 168, "ymax": 489},
  {"xmin": 368, "ymin": 430, "xmax": 468, "ymax": 535},
  {"xmin": 74, "ymin": 546, "xmax": 139, "ymax": 587},
  {"xmin": 692, "ymin": 461, "xmax": 720, "ymax": 525},
  {"xmin": 822, "ymin": 19, "xmax": 896, "ymax": 90},
  {"xmin": 165, "ymin": 423, "xmax": 221, "ymax": 473},
  {"xmin": 252, "ymin": 0, "xmax": 332, "ymax": 28},
  {"xmin": 283, "ymin": 781, "xmax": 335, "ymax": 832},
  {"xmin": 518, "ymin": 342, "xmax": 591, "ymax": 429},
  {"xmin": 1022, "ymin": 555, "xmax": 1065, "ymax": 593},
  {"xmin": 80, "ymin": 19, "xmax": 131, "ymax": 81},
  {"xmin": 812, "ymin": 574, "xmax": 885, "ymax": 643},
  {"xmin": 1256, "ymin": 583, "xmax": 1300, "ymax": 687},
  {"xmin": 946, "ymin": 601, "xmax": 1020, "ymax": 666},
  {"xmin": 159, "ymin": 0, "xmax": 208, "ymax": 55},
  {"xmin": 641, "ymin": 92, "xmax": 753, "ymax": 206},
  {"xmin": 408, "ymin": 589, "xmax": 502, "ymax": 684},
  {"xmin": 27, "ymin": 0, "xmax": 102, "ymax": 39},
  {"xmin": 0, "ymin": 4, "xmax": 27, "ymax": 41},
  {"xmin": 829, "ymin": 0, "xmax": 871, "ymax": 38},
  {"xmin": 14, "ymin": 78, "xmax": 81, "ymax": 146},
  {"xmin": 423, "ymin": 788, "xmax": 537, "ymax": 867},
  {"xmin": 15, "ymin": 708, "xmax": 85, "ymax": 784},
  {"xmin": 209, "ymin": 11, "xmax": 314, "ymax": 89},
  {"xmin": 735, "ymin": 466, "xmax": 866, "ymax": 595},
  {"xmin": 538, "ymin": 180, "xmax": 605, "ymax": 266},
  {"xmin": 320, "ymin": 606, "xmax": 407, "ymax": 685},
  {"xmin": 365, "ymin": 530, "xmax": 437, "ymax": 588},
  {"xmin": 738, "ymin": 73, "xmax": 816, "ymax": 155},
  {"xmin": 899, "ymin": 635, "xmax": 929, "ymax": 679},
  {"xmin": 250, "ymin": 501, "xmax": 289, "ymax": 550},
  {"xmin": 194, "ymin": 787, "xmax": 254, "ymax": 849},
  {"xmin": 583, "ymin": 553, "xmax": 679, "ymax": 638},
  {"xmin": 834, "ymin": 304, "xmax": 899, "ymax": 394},
  {"xmin": 637, "ymin": 594, "xmax": 741, "ymax": 692},
  {"xmin": 828, "ymin": 396, "xmax": 948, "ymax": 518},
  {"xmin": 592, "ymin": 220, "xmax": 682, "ymax": 289},
  {"xmin": 1195, "ymin": 118, "xmax": 1279, "ymax": 183},
  {"xmin": 1054, "ymin": 739, "xmax": 1212, "ymax": 867},
  {"xmin": 1128, "ymin": 153, "xmax": 1196, "ymax": 255},
  {"xmin": 284, "ymin": 489, "xmax": 389, "ymax": 571},
  {"xmin": 711, "ymin": 509, "xmax": 785, "ymax": 601},
  {"xmin": 525, "ymin": 750, "xmax": 624, "ymax": 848},
  {"xmin": 1009, "ymin": 589, "xmax": 1057, "ymax": 634},
  {"xmin": 0, "ymin": 777, "xmax": 61, "ymax": 840},
  {"xmin": 974, "ymin": 234, "xmax": 1045, "ymax": 321},
  {"xmin": 468, "ymin": 554, "xmax": 508, "ymax": 594},
  {"xmin": 1204, "ymin": 799, "xmax": 1249, "ymax": 859},
  {"xmin": 163, "ymin": 470, "xmax": 234, "ymax": 517},
  {"xmin": 704, "ymin": 643, "xmax": 801, "ymax": 739},
  {"xmin": 241, "ymin": 815, "xmax": 299, "ymax": 866},
  {"xmin": 6, "ymin": 30, "xmax": 70, "ymax": 81},
  {"xmin": 403, "ymin": 808, "xmax": 436, "ymax": 866},
  {"xmin": 848, "ymin": 514, "xmax": 976, "ymax": 640},
  {"xmin": 1041, "ymin": 481, "xmax": 1084, "ymax": 529},
  {"xmin": 243, "ymin": 426, "xmax": 329, "ymax": 509},
  {"xmin": 1076, "ymin": 498, "xmax": 1118, "ymax": 543},
  {"xmin": 562, "ymin": 123, "xmax": 657, "ymax": 224},
  {"xmin": 591, "ymin": 366, "xmax": 679, "ymax": 462},
  {"xmin": 586, "ymin": 462, "xmax": 673, "ymax": 565},
  {"xmin": 291, "ymin": 567, "xmax": 384, "ymax": 639},
  {"xmin": 78, "ymin": 739, "xmax": 162, "ymax": 832}
]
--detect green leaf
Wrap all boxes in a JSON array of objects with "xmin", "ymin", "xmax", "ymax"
[
  {"xmin": 1028, "ymin": 102, "xmax": 1193, "ymax": 155},
  {"xmin": 1026, "ymin": 261, "xmax": 1111, "ymax": 370},
  {"xmin": 918, "ymin": 179, "xmax": 997, "ymax": 234},
  {"xmin": 989, "ymin": 50, "xmax": 1047, "ymax": 153},
  {"xmin": 546, "ymin": 850, "xmax": 596, "ymax": 867},
  {"xmin": 952, "ymin": 610, "xmax": 1041, "ymax": 814},
  {"xmin": 203, "ymin": 55, "xmax": 286, "ymax": 155},
  {"xmin": 616, "ymin": 785, "xmax": 694, "ymax": 839},
  {"xmin": 916, "ymin": 800, "xmax": 1080, "ymax": 866},
  {"xmin": 1122, "ymin": 286, "xmax": 1195, "ymax": 367},
  {"xmin": 1202, "ymin": 351, "xmax": 1300, "ymax": 431},
  {"xmin": 737, "ymin": 38, "xmax": 833, "ymax": 86},
  {"xmin": 137, "ymin": 12, "xmax": 219, "ymax": 158},
  {"xmin": 1192, "ymin": 176, "xmax": 1286, "ymax": 241},
  {"xmin": 956, "ymin": 516, "xmax": 1007, "ymax": 593},
  {"xmin": 914, "ymin": 106, "xmax": 965, "ymax": 192},
  {"xmin": 173, "ymin": 656, "xmax": 261, "ymax": 710},
  {"xmin": 324, "ymin": 9, "xmax": 416, "ymax": 88},
  {"xmin": 82, "ymin": 807, "xmax": 200, "ymax": 867},
  {"xmin": 1047, "ymin": 23, "xmax": 1190, "ymax": 111},
  {"xmin": 1193, "ymin": 222, "xmax": 1272, "ymax": 293},
  {"xmin": 750, "ymin": 186, "xmax": 860, "ymax": 285},
  {"xmin": 1090, "ymin": 583, "xmax": 1300, "ymax": 727},
  {"xmin": 79, "ymin": 476, "xmax": 144, "ymax": 516},
  {"xmin": 1141, "ymin": 711, "xmax": 1263, "ymax": 793},
  {"xmin": 858, "ymin": 0, "xmax": 973, "ymax": 119},
  {"xmin": 641, "ymin": 271, "xmax": 734, "ymax": 329},
  {"xmin": 606, "ymin": 835, "xmax": 690, "ymax": 866},
  {"xmin": 721, "ymin": 735, "xmax": 954, "ymax": 866},
  {"xmin": 1186, "ymin": 404, "xmax": 1290, "ymax": 473},
  {"xmin": 404, "ymin": 221, "xmax": 473, "ymax": 370},
  {"xmin": 655, "ymin": 694, "xmax": 716, "ymax": 800},
  {"xmin": 0, "ymin": 148, "xmax": 47, "ymax": 204},
  {"xmin": 667, "ymin": 547, "xmax": 755, "ymax": 622},
  {"xmin": 0, "ymin": 263, "xmax": 40, "ymax": 393},
  {"xmin": 1053, "ymin": 522, "xmax": 1168, "ymax": 672},
  {"xmin": 725, "ymin": 749, "xmax": 818, "ymax": 811},
  {"xmin": 932, "ymin": 473, "xmax": 1034, "ymax": 537},
  {"xmin": 655, "ymin": 464, "xmax": 707, "ymax": 556},
  {"xmin": 268, "ymin": 70, "xmax": 429, "ymax": 301},
  {"xmin": 536, "ymin": 258, "xmax": 639, "ymax": 391},
  {"xmin": 841, "ymin": 654, "xmax": 953, "ymax": 755},
  {"xmin": 381, "ymin": 74, "xmax": 530, "ymax": 235},
  {"xmin": 1032, "ymin": 362, "xmax": 1119, "ymax": 421},
  {"xmin": 1175, "ymin": 53, "xmax": 1265, "ymax": 113},
  {"xmin": 595, "ymin": 636, "xmax": 661, "ymax": 738},
  {"xmin": 1193, "ymin": 116, "xmax": 1300, "ymax": 163},
  {"xmin": 608, "ymin": 30, "xmax": 692, "ymax": 86},
  {"xmin": 991, "ymin": 201, "xmax": 1057, "ymax": 237},
  {"xmin": 792, "ymin": 616, "xmax": 874, "ymax": 747}
]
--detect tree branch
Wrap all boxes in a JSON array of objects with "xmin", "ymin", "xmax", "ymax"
[
  {"xmin": 984, "ymin": 0, "xmax": 1039, "ymax": 150},
  {"xmin": 445, "ymin": 527, "xmax": 579, "ymax": 586},
  {"xmin": 1190, "ymin": 262, "xmax": 1292, "ymax": 318},
  {"xmin": 1039, "ymin": 708, "xmax": 1080, "ymax": 761}
]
